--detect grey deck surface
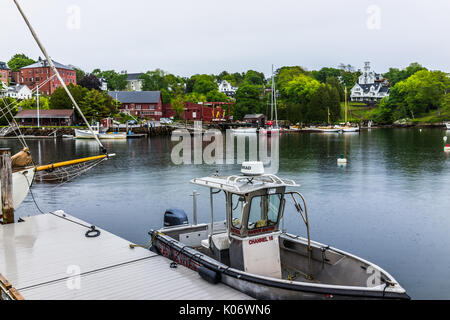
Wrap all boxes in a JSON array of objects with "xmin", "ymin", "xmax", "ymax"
[{"xmin": 0, "ymin": 212, "xmax": 252, "ymax": 300}]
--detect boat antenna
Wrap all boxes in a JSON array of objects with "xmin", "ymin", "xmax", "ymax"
[{"xmin": 13, "ymin": 0, "xmax": 106, "ymax": 153}]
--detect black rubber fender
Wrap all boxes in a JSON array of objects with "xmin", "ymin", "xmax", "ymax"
[{"xmin": 198, "ymin": 265, "xmax": 221, "ymax": 284}]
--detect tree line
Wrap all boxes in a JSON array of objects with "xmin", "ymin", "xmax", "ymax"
[{"xmin": 4, "ymin": 53, "xmax": 449, "ymax": 124}]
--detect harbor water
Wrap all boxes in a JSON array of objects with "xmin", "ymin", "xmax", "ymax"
[{"xmin": 3, "ymin": 128, "xmax": 450, "ymax": 299}]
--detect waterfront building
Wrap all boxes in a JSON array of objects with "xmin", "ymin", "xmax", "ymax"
[
  {"xmin": 109, "ymin": 90, "xmax": 163, "ymax": 120},
  {"xmin": 126, "ymin": 73, "xmax": 144, "ymax": 91},
  {"xmin": 218, "ymin": 80, "xmax": 238, "ymax": 97},
  {"xmin": 243, "ymin": 114, "xmax": 266, "ymax": 126},
  {"xmin": 0, "ymin": 61, "xmax": 10, "ymax": 85},
  {"xmin": 350, "ymin": 62, "xmax": 390, "ymax": 102},
  {"xmin": 14, "ymin": 109, "xmax": 76, "ymax": 126},
  {"xmin": 19, "ymin": 58, "xmax": 76, "ymax": 95},
  {"xmin": 1, "ymin": 84, "xmax": 33, "ymax": 100}
]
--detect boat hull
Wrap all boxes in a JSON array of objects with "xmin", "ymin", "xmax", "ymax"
[
  {"xmin": 445, "ymin": 122, "xmax": 450, "ymax": 130},
  {"xmin": 0, "ymin": 167, "xmax": 35, "ymax": 209},
  {"xmin": 231, "ymin": 128, "xmax": 257, "ymax": 134},
  {"xmin": 149, "ymin": 230, "xmax": 409, "ymax": 300},
  {"xmin": 75, "ymin": 129, "xmax": 127, "ymax": 139}
]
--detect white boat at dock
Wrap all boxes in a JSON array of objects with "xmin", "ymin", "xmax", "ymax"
[
  {"xmin": 230, "ymin": 127, "xmax": 257, "ymax": 134},
  {"xmin": 74, "ymin": 129, "xmax": 127, "ymax": 139},
  {"xmin": 149, "ymin": 162, "xmax": 409, "ymax": 300}
]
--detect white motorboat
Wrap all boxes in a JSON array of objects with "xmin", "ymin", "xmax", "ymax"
[
  {"xmin": 231, "ymin": 127, "xmax": 257, "ymax": 134},
  {"xmin": 316, "ymin": 126, "xmax": 343, "ymax": 133},
  {"xmin": 445, "ymin": 122, "xmax": 450, "ymax": 130},
  {"xmin": 149, "ymin": 162, "xmax": 409, "ymax": 300},
  {"xmin": 342, "ymin": 126, "xmax": 360, "ymax": 132},
  {"xmin": 75, "ymin": 129, "xmax": 127, "ymax": 140}
]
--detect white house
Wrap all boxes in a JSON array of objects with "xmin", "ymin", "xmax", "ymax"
[
  {"xmin": 218, "ymin": 80, "xmax": 238, "ymax": 97},
  {"xmin": 99, "ymin": 77, "xmax": 108, "ymax": 91},
  {"xmin": 126, "ymin": 73, "xmax": 144, "ymax": 91},
  {"xmin": 1, "ymin": 84, "xmax": 33, "ymax": 100},
  {"xmin": 350, "ymin": 62, "xmax": 389, "ymax": 102}
]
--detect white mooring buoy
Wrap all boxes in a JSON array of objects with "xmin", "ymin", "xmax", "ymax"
[
  {"xmin": 337, "ymin": 154, "xmax": 347, "ymax": 165},
  {"xmin": 444, "ymin": 136, "xmax": 448, "ymax": 142}
]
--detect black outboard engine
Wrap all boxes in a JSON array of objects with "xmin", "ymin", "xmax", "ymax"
[{"xmin": 164, "ymin": 208, "xmax": 189, "ymax": 227}]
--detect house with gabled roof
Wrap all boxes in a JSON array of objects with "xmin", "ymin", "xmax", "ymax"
[
  {"xmin": 350, "ymin": 62, "xmax": 390, "ymax": 102},
  {"xmin": 108, "ymin": 91, "xmax": 162, "ymax": 120}
]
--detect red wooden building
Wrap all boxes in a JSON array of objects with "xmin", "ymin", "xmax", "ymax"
[
  {"xmin": 109, "ymin": 91, "xmax": 163, "ymax": 120},
  {"xmin": 163, "ymin": 101, "xmax": 234, "ymax": 122},
  {"xmin": 19, "ymin": 58, "xmax": 76, "ymax": 95}
]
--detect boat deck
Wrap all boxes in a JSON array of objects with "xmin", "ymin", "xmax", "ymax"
[{"xmin": 0, "ymin": 212, "xmax": 252, "ymax": 300}]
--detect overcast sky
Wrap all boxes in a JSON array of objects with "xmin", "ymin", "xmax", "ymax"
[{"xmin": 2, "ymin": 0, "xmax": 449, "ymax": 77}]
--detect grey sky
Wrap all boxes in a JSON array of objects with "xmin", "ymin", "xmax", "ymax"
[{"xmin": 2, "ymin": 0, "xmax": 449, "ymax": 78}]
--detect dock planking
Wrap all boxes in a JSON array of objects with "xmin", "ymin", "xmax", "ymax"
[{"xmin": 0, "ymin": 211, "xmax": 252, "ymax": 300}]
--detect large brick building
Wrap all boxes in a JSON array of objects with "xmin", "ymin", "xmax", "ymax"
[
  {"xmin": 108, "ymin": 91, "xmax": 163, "ymax": 120},
  {"xmin": 19, "ymin": 58, "xmax": 76, "ymax": 95},
  {"xmin": 0, "ymin": 61, "xmax": 9, "ymax": 85}
]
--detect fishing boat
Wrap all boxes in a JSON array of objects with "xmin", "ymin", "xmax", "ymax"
[
  {"xmin": 149, "ymin": 161, "xmax": 409, "ymax": 300},
  {"xmin": 74, "ymin": 129, "xmax": 127, "ymax": 139}
]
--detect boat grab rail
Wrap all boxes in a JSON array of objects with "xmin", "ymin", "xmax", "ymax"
[{"xmin": 285, "ymin": 191, "xmax": 313, "ymax": 279}]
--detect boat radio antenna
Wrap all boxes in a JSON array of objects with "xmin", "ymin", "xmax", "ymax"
[{"xmin": 13, "ymin": 0, "xmax": 106, "ymax": 153}]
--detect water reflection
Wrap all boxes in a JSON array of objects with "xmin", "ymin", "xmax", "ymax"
[{"xmin": 2, "ymin": 128, "xmax": 449, "ymax": 299}]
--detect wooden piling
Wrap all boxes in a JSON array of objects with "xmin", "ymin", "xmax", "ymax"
[{"xmin": 0, "ymin": 148, "xmax": 14, "ymax": 224}]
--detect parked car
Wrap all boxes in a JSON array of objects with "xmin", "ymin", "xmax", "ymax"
[{"xmin": 160, "ymin": 118, "xmax": 173, "ymax": 124}]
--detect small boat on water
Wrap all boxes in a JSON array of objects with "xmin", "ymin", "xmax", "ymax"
[
  {"xmin": 316, "ymin": 126, "xmax": 343, "ymax": 133},
  {"xmin": 445, "ymin": 122, "xmax": 450, "ymax": 130},
  {"xmin": 74, "ymin": 129, "xmax": 127, "ymax": 139},
  {"xmin": 230, "ymin": 127, "xmax": 257, "ymax": 134},
  {"xmin": 149, "ymin": 162, "xmax": 409, "ymax": 300}
]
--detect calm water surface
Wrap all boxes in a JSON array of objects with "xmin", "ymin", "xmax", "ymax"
[{"xmin": 4, "ymin": 128, "xmax": 450, "ymax": 299}]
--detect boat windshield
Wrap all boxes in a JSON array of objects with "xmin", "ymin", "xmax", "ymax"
[{"xmin": 248, "ymin": 193, "xmax": 282, "ymax": 230}]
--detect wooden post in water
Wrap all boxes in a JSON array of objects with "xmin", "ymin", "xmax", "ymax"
[{"xmin": 0, "ymin": 148, "xmax": 14, "ymax": 224}]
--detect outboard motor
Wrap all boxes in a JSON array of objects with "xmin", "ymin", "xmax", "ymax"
[{"xmin": 164, "ymin": 208, "xmax": 189, "ymax": 227}]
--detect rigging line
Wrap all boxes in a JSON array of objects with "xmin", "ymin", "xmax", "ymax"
[
  {"xmin": 0, "ymin": 97, "xmax": 28, "ymax": 149},
  {"xmin": 23, "ymin": 173, "xmax": 100, "ymax": 233},
  {"xmin": 13, "ymin": 0, "xmax": 106, "ymax": 153}
]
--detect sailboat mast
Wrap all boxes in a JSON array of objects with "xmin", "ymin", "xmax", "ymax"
[
  {"xmin": 345, "ymin": 86, "xmax": 348, "ymax": 123},
  {"xmin": 271, "ymin": 65, "xmax": 274, "ymax": 124},
  {"xmin": 13, "ymin": 0, "xmax": 106, "ymax": 153},
  {"xmin": 274, "ymin": 68, "xmax": 278, "ymax": 128}
]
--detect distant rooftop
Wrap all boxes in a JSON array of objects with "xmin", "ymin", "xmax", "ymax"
[
  {"xmin": 15, "ymin": 109, "xmax": 74, "ymax": 119},
  {"xmin": 20, "ymin": 59, "xmax": 73, "ymax": 70},
  {"xmin": 108, "ymin": 91, "xmax": 161, "ymax": 104},
  {"xmin": 126, "ymin": 73, "xmax": 144, "ymax": 81},
  {"xmin": 0, "ymin": 61, "xmax": 9, "ymax": 70}
]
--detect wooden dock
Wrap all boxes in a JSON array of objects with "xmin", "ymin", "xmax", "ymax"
[{"xmin": 0, "ymin": 211, "xmax": 252, "ymax": 300}]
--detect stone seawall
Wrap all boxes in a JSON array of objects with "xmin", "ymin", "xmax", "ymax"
[{"xmin": 4, "ymin": 126, "xmax": 176, "ymax": 137}]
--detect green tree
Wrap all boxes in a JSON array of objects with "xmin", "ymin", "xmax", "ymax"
[
  {"xmin": 92, "ymin": 70, "xmax": 127, "ymax": 91},
  {"xmin": 49, "ymin": 84, "xmax": 88, "ymax": 109},
  {"xmin": 233, "ymin": 83, "xmax": 263, "ymax": 120},
  {"xmin": 170, "ymin": 95, "xmax": 185, "ymax": 118},
  {"xmin": 7, "ymin": 54, "xmax": 35, "ymax": 72}
]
